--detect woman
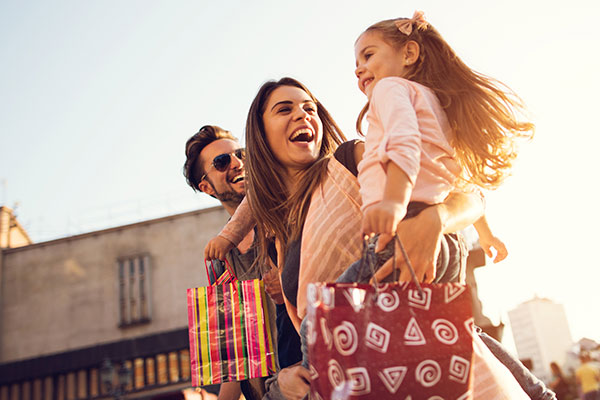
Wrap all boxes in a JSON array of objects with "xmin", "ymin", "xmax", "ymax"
[{"xmin": 237, "ymin": 77, "xmax": 550, "ymax": 400}]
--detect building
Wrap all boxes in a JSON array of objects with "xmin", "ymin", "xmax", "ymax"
[
  {"xmin": 1, "ymin": 205, "xmax": 493, "ymax": 400},
  {"xmin": 508, "ymin": 296, "xmax": 574, "ymax": 381},
  {"xmin": 0, "ymin": 206, "xmax": 228, "ymax": 400}
]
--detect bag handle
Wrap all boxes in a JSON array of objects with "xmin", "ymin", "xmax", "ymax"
[
  {"xmin": 392, "ymin": 234, "xmax": 425, "ymax": 299},
  {"xmin": 204, "ymin": 258, "xmax": 236, "ymax": 285},
  {"xmin": 356, "ymin": 234, "xmax": 425, "ymax": 299}
]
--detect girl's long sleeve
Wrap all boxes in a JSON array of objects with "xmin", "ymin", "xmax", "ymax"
[{"xmin": 218, "ymin": 196, "xmax": 256, "ymax": 245}]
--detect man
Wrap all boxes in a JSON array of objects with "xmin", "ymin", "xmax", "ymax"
[
  {"xmin": 184, "ymin": 125, "xmax": 297, "ymax": 400},
  {"xmin": 576, "ymin": 352, "xmax": 600, "ymax": 400}
]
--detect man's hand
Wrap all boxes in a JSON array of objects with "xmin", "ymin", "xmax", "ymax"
[
  {"xmin": 278, "ymin": 365, "xmax": 311, "ymax": 400},
  {"xmin": 204, "ymin": 235, "xmax": 235, "ymax": 260}
]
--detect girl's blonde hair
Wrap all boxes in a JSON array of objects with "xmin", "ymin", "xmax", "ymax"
[{"xmin": 357, "ymin": 16, "xmax": 534, "ymax": 189}]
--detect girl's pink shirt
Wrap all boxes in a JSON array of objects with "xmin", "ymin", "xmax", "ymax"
[{"xmin": 358, "ymin": 77, "xmax": 461, "ymax": 209}]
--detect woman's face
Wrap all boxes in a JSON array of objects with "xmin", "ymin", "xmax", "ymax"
[{"xmin": 262, "ymin": 85, "xmax": 323, "ymax": 176}]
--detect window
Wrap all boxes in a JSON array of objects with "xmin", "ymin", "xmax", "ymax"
[{"xmin": 117, "ymin": 254, "xmax": 152, "ymax": 326}]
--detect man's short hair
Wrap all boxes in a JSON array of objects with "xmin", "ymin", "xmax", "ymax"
[{"xmin": 183, "ymin": 125, "xmax": 237, "ymax": 191}]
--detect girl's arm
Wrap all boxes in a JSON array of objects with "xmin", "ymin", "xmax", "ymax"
[
  {"xmin": 204, "ymin": 196, "xmax": 256, "ymax": 260},
  {"xmin": 362, "ymin": 161, "xmax": 412, "ymax": 235},
  {"xmin": 473, "ymin": 215, "xmax": 508, "ymax": 263}
]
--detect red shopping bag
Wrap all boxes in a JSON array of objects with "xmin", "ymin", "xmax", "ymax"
[{"xmin": 305, "ymin": 237, "xmax": 474, "ymax": 399}]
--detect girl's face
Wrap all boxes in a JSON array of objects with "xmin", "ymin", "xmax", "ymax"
[
  {"xmin": 355, "ymin": 31, "xmax": 410, "ymax": 98},
  {"xmin": 262, "ymin": 85, "xmax": 323, "ymax": 176}
]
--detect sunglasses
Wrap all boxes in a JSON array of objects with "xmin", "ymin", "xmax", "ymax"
[{"xmin": 200, "ymin": 148, "xmax": 245, "ymax": 181}]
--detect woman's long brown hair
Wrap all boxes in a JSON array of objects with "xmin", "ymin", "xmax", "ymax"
[
  {"xmin": 245, "ymin": 77, "xmax": 347, "ymax": 267},
  {"xmin": 357, "ymin": 17, "xmax": 534, "ymax": 189}
]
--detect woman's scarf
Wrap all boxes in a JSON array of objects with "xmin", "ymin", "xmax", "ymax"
[{"xmin": 296, "ymin": 156, "xmax": 364, "ymax": 319}]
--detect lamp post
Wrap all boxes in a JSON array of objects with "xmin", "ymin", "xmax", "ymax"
[{"xmin": 100, "ymin": 359, "xmax": 132, "ymax": 400}]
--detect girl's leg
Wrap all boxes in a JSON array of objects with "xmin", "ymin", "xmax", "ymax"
[{"xmin": 299, "ymin": 317, "xmax": 309, "ymax": 369}]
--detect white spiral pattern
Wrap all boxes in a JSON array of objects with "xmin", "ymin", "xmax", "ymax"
[
  {"xmin": 333, "ymin": 321, "xmax": 358, "ymax": 356},
  {"xmin": 464, "ymin": 318, "xmax": 476, "ymax": 338},
  {"xmin": 408, "ymin": 287, "xmax": 432, "ymax": 310},
  {"xmin": 328, "ymin": 359, "xmax": 345, "ymax": 389},
  {"xmin": 432, "ymin": 319, "xmax": 459, "ymax": 345},
  {"xmin": 456, "ymin": 391, "xmax": 472, "ymax": 400},
  {"xmin": 365, "ymin": 322, "xmax": 391, "ymax": 353},
  {"xmin": 444, "ymin": 284, "xmax": 466, "ymax": 303},
  {"xmin": 321, "ymin": 287, "xmax": 334, "ymax": 308},
  {"xmin": 307, "ymin": 283, "xmax": 319, "ymax": 307},
  {"xmin": 404, "ymin": 317, "xmax": 426, "ymax": 346},
  {"xmin": 310, "ymin": 390, "xmax": 323, "ymax": 400},
  {"xmin": 320, "ymin": 317, "xmax": 333, "ymax": 350},
  {"xmin": 305, "ymin": 318, "xmax": 317, "ymax": 345},
  {"xmin": 415, "ymin": 360, "xmax": 442, "ymax": 388},
  {"xmin": 376, "ymin": 290, "xmax": 400, "ymax": 312},
  {"xmin": 377, "ymin": 366, "xmax": 407, "ymax": 394},
  {"xmin": 346, "ymin": 367, "xmax": 371, "ymax": 395},
  {"xmin": 308, "ymin": 364, "xmax": 319, "ymax": 380},
  {"xmin": 449, "ymin": 355, "xmax": 470, "ymax": 384}
]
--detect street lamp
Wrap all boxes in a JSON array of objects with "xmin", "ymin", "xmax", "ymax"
[{"xmin": 100, "ymin": 359, "xmax": 132, "ymax": 400}]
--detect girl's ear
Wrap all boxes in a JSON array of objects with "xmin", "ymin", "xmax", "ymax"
[{"xmin": 404, "ymin": 40, "xmax": 420, "ymax": 65}]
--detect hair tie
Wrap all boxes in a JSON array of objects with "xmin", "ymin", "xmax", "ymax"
[{"xmin": 395, "ymin": 10, "xmax": 428, "ymax": 36}]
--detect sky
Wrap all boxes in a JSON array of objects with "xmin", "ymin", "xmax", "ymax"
[{"xmin": 1, "ymin": 0, "xmax": 600, "ymax": 355}]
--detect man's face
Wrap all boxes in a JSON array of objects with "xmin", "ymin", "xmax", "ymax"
[{"xmin": 197, "ymin": 139, "xmax": 245, "ymax": 205}]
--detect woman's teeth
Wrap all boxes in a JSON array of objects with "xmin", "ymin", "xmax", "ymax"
[{"xmin": 290, "ymin": 129, "xmax": 314, "ymax": 142}]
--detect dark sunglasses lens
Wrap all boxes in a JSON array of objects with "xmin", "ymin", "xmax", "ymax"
[
  {"xmin": 212, "ymin": 154, "xmax": 231, "ymax": 172},
  {"xmin": 235, "ymin": 148, "xmax": 246, "ymax": 159}
]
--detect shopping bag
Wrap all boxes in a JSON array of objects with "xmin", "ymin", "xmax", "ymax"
[
  {"xmin": 305, "ymin": 237, "xmax": 474, "ymax": 399},
  {"xmin": 187, "ymin": 266, "xmax": 276, "ymax": 386},
  {"xmin": 205, "ymin": 259, "xmax": 236, "ymax": 285}
]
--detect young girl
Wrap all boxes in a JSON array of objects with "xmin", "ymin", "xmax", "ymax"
[{"xmin": 352, "ymin": 10, "xmax": 529, "ymax": 277}]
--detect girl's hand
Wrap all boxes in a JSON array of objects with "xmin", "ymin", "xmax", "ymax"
[
  {"xmin": 362, "ymin": 200, "xmax": 407, "ymax": 237},
  {"xmin": 204, "ymin": 235, "xmax": 234, "ymax": 260},
  {"xmin": 278, "ymin": 365, "xmax": 311, "ymax": 400},
  {"xmin": 371, "ymin": 205, "xmax": 442, "ymax": 283},
  {"xmin": 479, "ymin": 235, "xmax": 508, "ymax": 263}
]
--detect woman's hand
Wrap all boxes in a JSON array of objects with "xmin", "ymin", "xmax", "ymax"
[
  {"xmin": 371, "ymin": 205, "xmax": 443, "ymax": 283},
  {"xmin": 278, "ymin": 365, "xmax": 311, "ymax": 400},
  {"xmin": 204, "ymin": 235, "xmax": 235, "ymax": 260}
]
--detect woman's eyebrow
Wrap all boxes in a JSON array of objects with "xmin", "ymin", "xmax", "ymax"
[
  {"xmin": 270, "ymin": 100, "xmax": 314, "ymax": 112},
  {"xmin": 270, "ymin": 100, "xmax": 292, "ymax": 112}
]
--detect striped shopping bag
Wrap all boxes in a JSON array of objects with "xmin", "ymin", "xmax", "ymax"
[{"xmin": 187, "ymin": 279, "xmax": 276, "ymax": 386}]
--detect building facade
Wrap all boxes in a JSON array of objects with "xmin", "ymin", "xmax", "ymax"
[
  {"xmin": 0, "ymin": 206, "xmax": 228, "ymax": 400},
  {"xmin": 508, "ymin": 296, "xmax": 574, "ymax": 381}
]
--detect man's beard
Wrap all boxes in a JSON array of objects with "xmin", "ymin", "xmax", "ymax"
[{"xmin": 216, "ymin": 189, "xmax": 244, "ymax": 207}]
